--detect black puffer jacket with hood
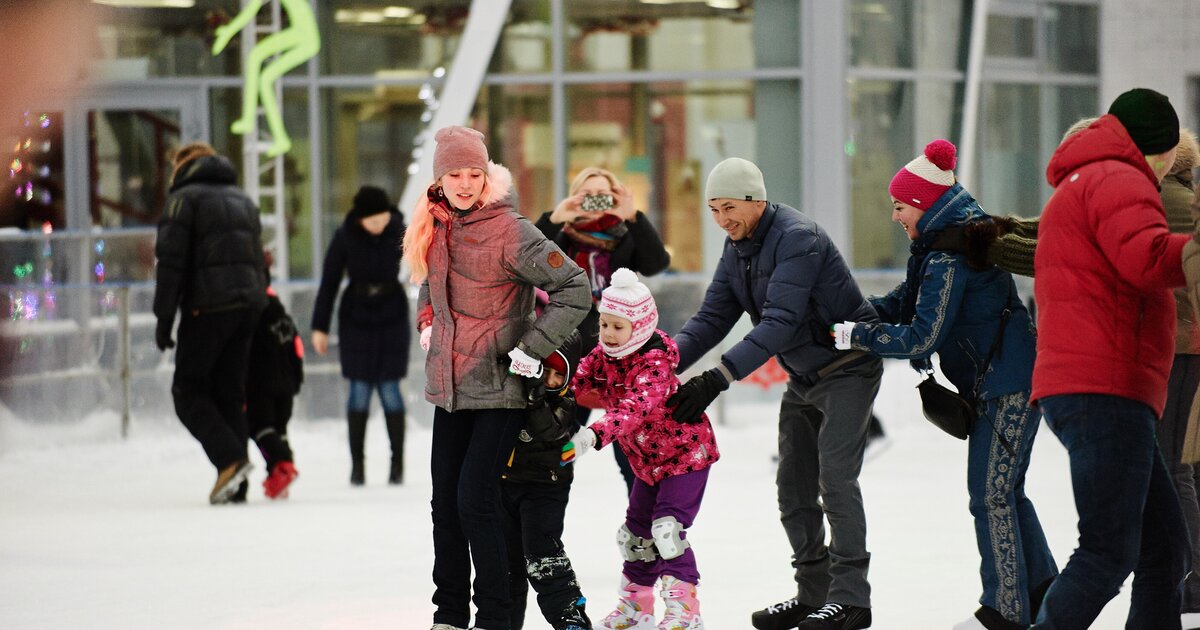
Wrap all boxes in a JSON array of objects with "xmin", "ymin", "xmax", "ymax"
[{"xmin": 503, "ymin": 330, "xmax": 584, "ymax": 485}]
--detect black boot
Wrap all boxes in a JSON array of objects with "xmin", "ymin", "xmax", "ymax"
[
  {"xmin": 348, "ymin": 410, "xmax": 368, "ymax": 486},
  {"xmin": 385, "ymin": 411, "xmax": 406, "ymax": 485}
]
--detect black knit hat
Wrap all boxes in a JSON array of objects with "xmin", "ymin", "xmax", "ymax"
[
  {"xmin": 1108, "ymin": 88, "xmax": 1180, "ymax": 155},
  {"xmin": 348, "ymin": 185, "xmax": 394, "ymax": 220}
]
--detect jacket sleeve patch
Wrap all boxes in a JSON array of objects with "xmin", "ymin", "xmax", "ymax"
[{"xmin": 548, "ymin": 251, "xmax": 564, "ymax": 269}]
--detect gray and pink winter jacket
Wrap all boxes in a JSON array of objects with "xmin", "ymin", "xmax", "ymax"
[
  {"xmin": 417, "ymin": 163, "xmax": 591, "ymax": 412},
  {"xmin": 575, "ymin": 331, "xmax": 719, "ymax": 485}
]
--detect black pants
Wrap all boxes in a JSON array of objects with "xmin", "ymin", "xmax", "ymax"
[
  {"xmin": 172, "ymin": 308, "xmax": 258, "ymax": 470},
  {"xmin": 501, "ymin": 480, "xmax": 583, "ymax": 629},
  {"xmin": 431, "ymin": 407, "xmax": 522, "ymax": 630},
  {"xmin": 247, "ymin": 392, "xmax": 294, "ymax": 470}
]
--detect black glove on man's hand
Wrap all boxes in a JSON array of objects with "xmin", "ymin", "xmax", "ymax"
[
  {"xmin": 155, "ymin": 320, "xmax": 175, "ymax": 352},
  {"xmin": 667, "ymin": 367, "xmax": 730, "ymax": 424}
]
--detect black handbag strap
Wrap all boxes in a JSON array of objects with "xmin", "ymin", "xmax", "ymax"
[{"xmin": 928, "ymin": 281, "xmax": 1017, "ymax": 456}]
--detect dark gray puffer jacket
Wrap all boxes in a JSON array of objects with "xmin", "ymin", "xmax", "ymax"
[{"xmin": 154, "ymin": 155, "xmax": 266, "ymax": 326}]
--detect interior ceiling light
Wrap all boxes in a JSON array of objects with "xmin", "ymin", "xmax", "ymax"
[
  {"xmin": 706, "ymin": 0, "xmax": 740, "ymax": 7},
  {"xmin": 93, "ymin": 0, "xmax": 196, "ymax": 7},
  {"xmin": 382, "ymin": 6, "xmax": 414, "ymax": 19}
]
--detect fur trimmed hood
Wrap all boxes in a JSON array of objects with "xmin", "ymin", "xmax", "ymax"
[{"xmin": 1171, "ymin": 128, "xmax": 1199, "ymax": 175}]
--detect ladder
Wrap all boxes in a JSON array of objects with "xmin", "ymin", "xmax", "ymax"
[{"xmin": 238, "ymin": 0, "xmax": 289, "ymax": 285}]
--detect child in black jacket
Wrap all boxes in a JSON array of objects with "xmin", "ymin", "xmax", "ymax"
[
  {"xmin": 501, "ymin": 330, "xmax": 591, "ymax": 630},
  {"xmin": 247, "ymin": 286, "xmax": 304, "ymax": 499}
]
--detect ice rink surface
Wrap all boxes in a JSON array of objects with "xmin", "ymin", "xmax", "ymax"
[{"xmin": 1, "ymin": 362, "xmax": 1144, "ymax": 629}]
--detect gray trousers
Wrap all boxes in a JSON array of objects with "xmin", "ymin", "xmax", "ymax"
[{"xmin": 777, "ymin": 356, "xmax": 882, "ymax": 609}]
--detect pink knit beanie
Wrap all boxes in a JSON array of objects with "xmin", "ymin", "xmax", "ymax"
[
  {"xmin": 433, "ymin": 126, "xmax": 489, "ymax": 181},
  {"xmin": 888, "ymin": 139, "xmax": 957, "ymax": 210},
  {"xmin": 598, "ymin": 268, "xmax": 658, "ymax": 359}
]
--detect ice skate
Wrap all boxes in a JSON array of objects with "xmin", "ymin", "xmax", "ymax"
[
  {"xmin": 751, "ymin": 596, "xmax": 817, "ymax": 630},
  {"xmin": 262, "ymin": 461, "xmax": 298, "ymax": 499},
  {"xmin": 657, "ymin": 576, "xmax": 703, "ymax": 630},
  {"xmin": 210, "ymin": 459, "xmax": 252, "ymax": 505},
  {"xmin": 601, "ymin": 575, "xmax": 656, "ymax": 629}
]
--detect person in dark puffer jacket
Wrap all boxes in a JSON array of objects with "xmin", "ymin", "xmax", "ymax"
[
  {"xmin": 153, "ymin": 141, "xmax": 267, "ymax": 505},
  {"xmin": 500, "ymin": 329, "xmax": 591, "ymax": 630}
]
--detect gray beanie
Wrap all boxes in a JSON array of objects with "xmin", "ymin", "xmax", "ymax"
[{"xmin": 705, "ymin": 157, "xmax": 767, "ymax": 201}]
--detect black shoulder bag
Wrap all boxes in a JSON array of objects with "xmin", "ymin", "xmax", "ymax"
[{"xmin": 917, "ymin": 284, "xmax": 1016, "ymax": 456}]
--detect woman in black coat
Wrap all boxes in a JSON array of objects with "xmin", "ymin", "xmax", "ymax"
[
  {"xmin": 534, "ymin": 167, "xmax": 670, "ymax": 492},
  {"xmin": 311, "ymin": 186, "xmax": 411, "ymax": 486}
]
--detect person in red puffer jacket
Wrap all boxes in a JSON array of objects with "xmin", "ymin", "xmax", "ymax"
[{"xmin": 1031, "ymin": 88, "xmax": 1200, "ymax": 630}]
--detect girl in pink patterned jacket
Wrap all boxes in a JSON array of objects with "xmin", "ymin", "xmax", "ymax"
[{"xmin": 566, "ymin": 267, "xmax": 718, "ymax": 630}]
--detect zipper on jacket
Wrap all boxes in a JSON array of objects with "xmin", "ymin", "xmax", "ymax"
[{"xmin": 743, "ymin": 258, "xmax": 761, "ymax": 320}]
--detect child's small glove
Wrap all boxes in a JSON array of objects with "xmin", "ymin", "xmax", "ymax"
[
  {"xmin": 508, "ymin": 346, "xmax": 543, "ymax": 378},
  {"xmin": 561, "ymin": 428, "xmax": 596, "ymax": 466},
  {"xmin": 419, "ymin": 325, "xmax": 432, "ymax": 352}
]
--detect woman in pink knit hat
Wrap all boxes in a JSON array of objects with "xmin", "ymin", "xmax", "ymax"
[
  {"xmin": 403, "ymin": 125, "xmax": 591, "ymax": 630},
  {"xmin": 831, "ymin": 139, "xmax": 1057, "ymax": 630}
]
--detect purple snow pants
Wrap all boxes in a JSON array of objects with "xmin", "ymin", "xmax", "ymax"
[{"xmin": 623, "ymin": 467, "xmax": 709, "ymax": 586}]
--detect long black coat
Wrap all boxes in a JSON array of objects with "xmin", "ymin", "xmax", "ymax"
[{"xmin": 311, "ymin": 211, "xmax": 410, "ymax": 381}]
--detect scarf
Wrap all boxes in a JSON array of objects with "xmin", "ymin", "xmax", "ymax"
[{"xmin": 561, "ymin": 214, "xmax": 628, "ymax": 300}]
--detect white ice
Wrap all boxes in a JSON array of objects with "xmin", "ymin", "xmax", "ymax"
[{"xmin": 1, "ymin": 362, "xmax": 1150, "ymax": 629}]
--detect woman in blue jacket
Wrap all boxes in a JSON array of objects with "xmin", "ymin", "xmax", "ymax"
[{"xmin": 833, "ymin": 140, "xmax": 1057, "ymax": 630}]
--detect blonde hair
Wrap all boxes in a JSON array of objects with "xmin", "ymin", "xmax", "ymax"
[
  {"xmin": 1061, "ymin": 117, "xmax": 1100, "ymax": 143},
  {"xmin": 568, "ymin": 167, "xmax": 621, "ymax": 196},
  {"xmin": 171, "ymin": 141, "xmax": 217, "ymax": 180},
  {"xmin": 402, "ymin": 173, "xmax": 492, "ymax": 284}
]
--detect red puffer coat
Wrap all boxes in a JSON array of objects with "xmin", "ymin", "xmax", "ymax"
[{"xmin": 1032, "ymin": 114, "xmax": 1190, "ymax": 416}]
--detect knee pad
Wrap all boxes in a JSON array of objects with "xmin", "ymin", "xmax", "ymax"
[
  {"xmin": 651, "ymin": 516, "xmax": 691, "ymax": 560},
  {"xmin": 616, "ymin": 524, "xmax": 659, "ymax": 563}
]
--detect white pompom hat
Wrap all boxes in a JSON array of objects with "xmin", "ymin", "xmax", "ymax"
[{"xmin": 597, "ymin": 268, "xmax": 658, "ymax": 358}]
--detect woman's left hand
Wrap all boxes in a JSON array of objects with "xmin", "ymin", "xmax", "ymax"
[{"xmin": 608, "ymin": 183, "xmax": 638, "ymax": 223}]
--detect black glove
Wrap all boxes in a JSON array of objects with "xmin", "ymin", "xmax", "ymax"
[
  {"xmin": 930, "ymin": 225, "xmax": 967, "ymax": 253},
  {"xmin": 155, "ymin": 320, "xmax": 175, "ymax": 351},
  {"xmin": 523, "ymin": 376, "xmax": 547, "ymax": 408},
  {"xmin": 667, "ymin": 368, "xmax": 730, "ymax": 424}
]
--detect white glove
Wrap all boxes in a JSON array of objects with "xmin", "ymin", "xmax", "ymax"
[
  {"xmin": 508, "ymin": 346, "xmax": 543, "ymax": 378},
  {"xmin": 831, "ymin": 322, "xmax": 856, "ymax": 350},
  {"xmin": 419, "ymin": 325, "xmax": 432, "ymax": 352},
  {"xmin": 564, "ymin": 427, "xmax": 596, "ymax": 462}
]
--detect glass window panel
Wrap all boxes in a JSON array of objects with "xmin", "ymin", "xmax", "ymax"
[
  {"xmin": 211, "ymin": 88, "xmax": 312, "ymax": 280},
  {"xmin": 986, "ymin": 14, "xmax": 1035, "ymax": 58},
  {"xmin": 470, "ymin": 84, "xmax": 553, "ymax": 218},
  {"xmin": 850, "ymin": 0, "xmax": 968, "ymax": 71},
  {"xmin": 2, "ymin": 111, "xmax": 66, "ymax": 231},
  {"xmin": 88, "ymin": 109, "xmax": 180, "ymax": 230},
  {"xmin": 976, "ymin": 83, "xmax": 1041, "ymax": 219},
  {"xmin": 91, "ymin": 1, "xmax": 241, "ymax": 79},
  {"xmin": 567, "ymin": 80, "xmax": 799, "ymax": 273},
  {"xmin": 1043, "ymin": 3, "xmax": 1098, "ymax": 74},
  {"xmin": 848, "ymin": 79, "xmax": 960, "ymax": 268},
  {"xmin": 566, "ymin": 1, "xmax": 779, "ymax": 73},
  {"xmin": 320, "ymin": 85, "xmax": 421, "ymax": 265},
  {"xmin": 321, "ymin": 1, "xmax": 548, "ymax": 76}
]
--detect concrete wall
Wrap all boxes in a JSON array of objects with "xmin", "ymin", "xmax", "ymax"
[{"xmin": 1101, "ymin": 0, "xmax": 1200, "ymax": 128}]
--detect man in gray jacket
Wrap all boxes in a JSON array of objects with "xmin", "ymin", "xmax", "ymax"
[{"xmin": 669, "ymin": 158, "xmax": 882, "ymax": 630}]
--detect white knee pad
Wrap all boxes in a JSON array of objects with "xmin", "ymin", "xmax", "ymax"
[
  {"xmin": 616, "ymin": 524, "xmax": 659, "ymax": 563},
  {"xmin": 651, "ymin": 516, "xmax": 691, "ymax": 560}
]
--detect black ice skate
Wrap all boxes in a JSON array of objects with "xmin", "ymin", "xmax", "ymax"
[
  {"xmin": 752, "ymin": 596, "xmax": 817, "ymax": 630},
  {"xmin": 795, "ymin": 602, "xmax": 871, "ymax": 629}
]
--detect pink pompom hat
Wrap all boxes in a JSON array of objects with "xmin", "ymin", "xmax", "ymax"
[{"xmin": 889, "ymin": 139, "xmax": 958, "ymax": 210}]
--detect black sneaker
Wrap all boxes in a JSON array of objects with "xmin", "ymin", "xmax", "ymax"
[
  {"xmin": 972, "ymin": 605, "xmax": 1024, "ymax": 630},
  {"xmin": 795, "ymin": 602, "xmax": 871, "ymax": 629},
  {"xmin": 752, "ymin": 596, "xmax": 817, "ymax": 630},
  {"xmin": 554, "ymin": 596, "xmax": 592, "ymax": 629}
]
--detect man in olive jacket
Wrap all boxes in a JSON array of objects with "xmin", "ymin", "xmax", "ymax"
[
  {"xmin": 153, "ymin": 142, "xmax": 267, "ymax": 505},
  {"xmin": 670, "ymin": 158, "xmax": 882, "ymax": 630}
]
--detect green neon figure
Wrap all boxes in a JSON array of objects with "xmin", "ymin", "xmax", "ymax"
[{"xmin": 212, "ymin": 0, "xmax": 319, "ymax": 158}]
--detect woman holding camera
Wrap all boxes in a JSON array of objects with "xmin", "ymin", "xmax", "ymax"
[{"xmin": 535, "ymin": 167, "xmax": 671, "ymax": 492}]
